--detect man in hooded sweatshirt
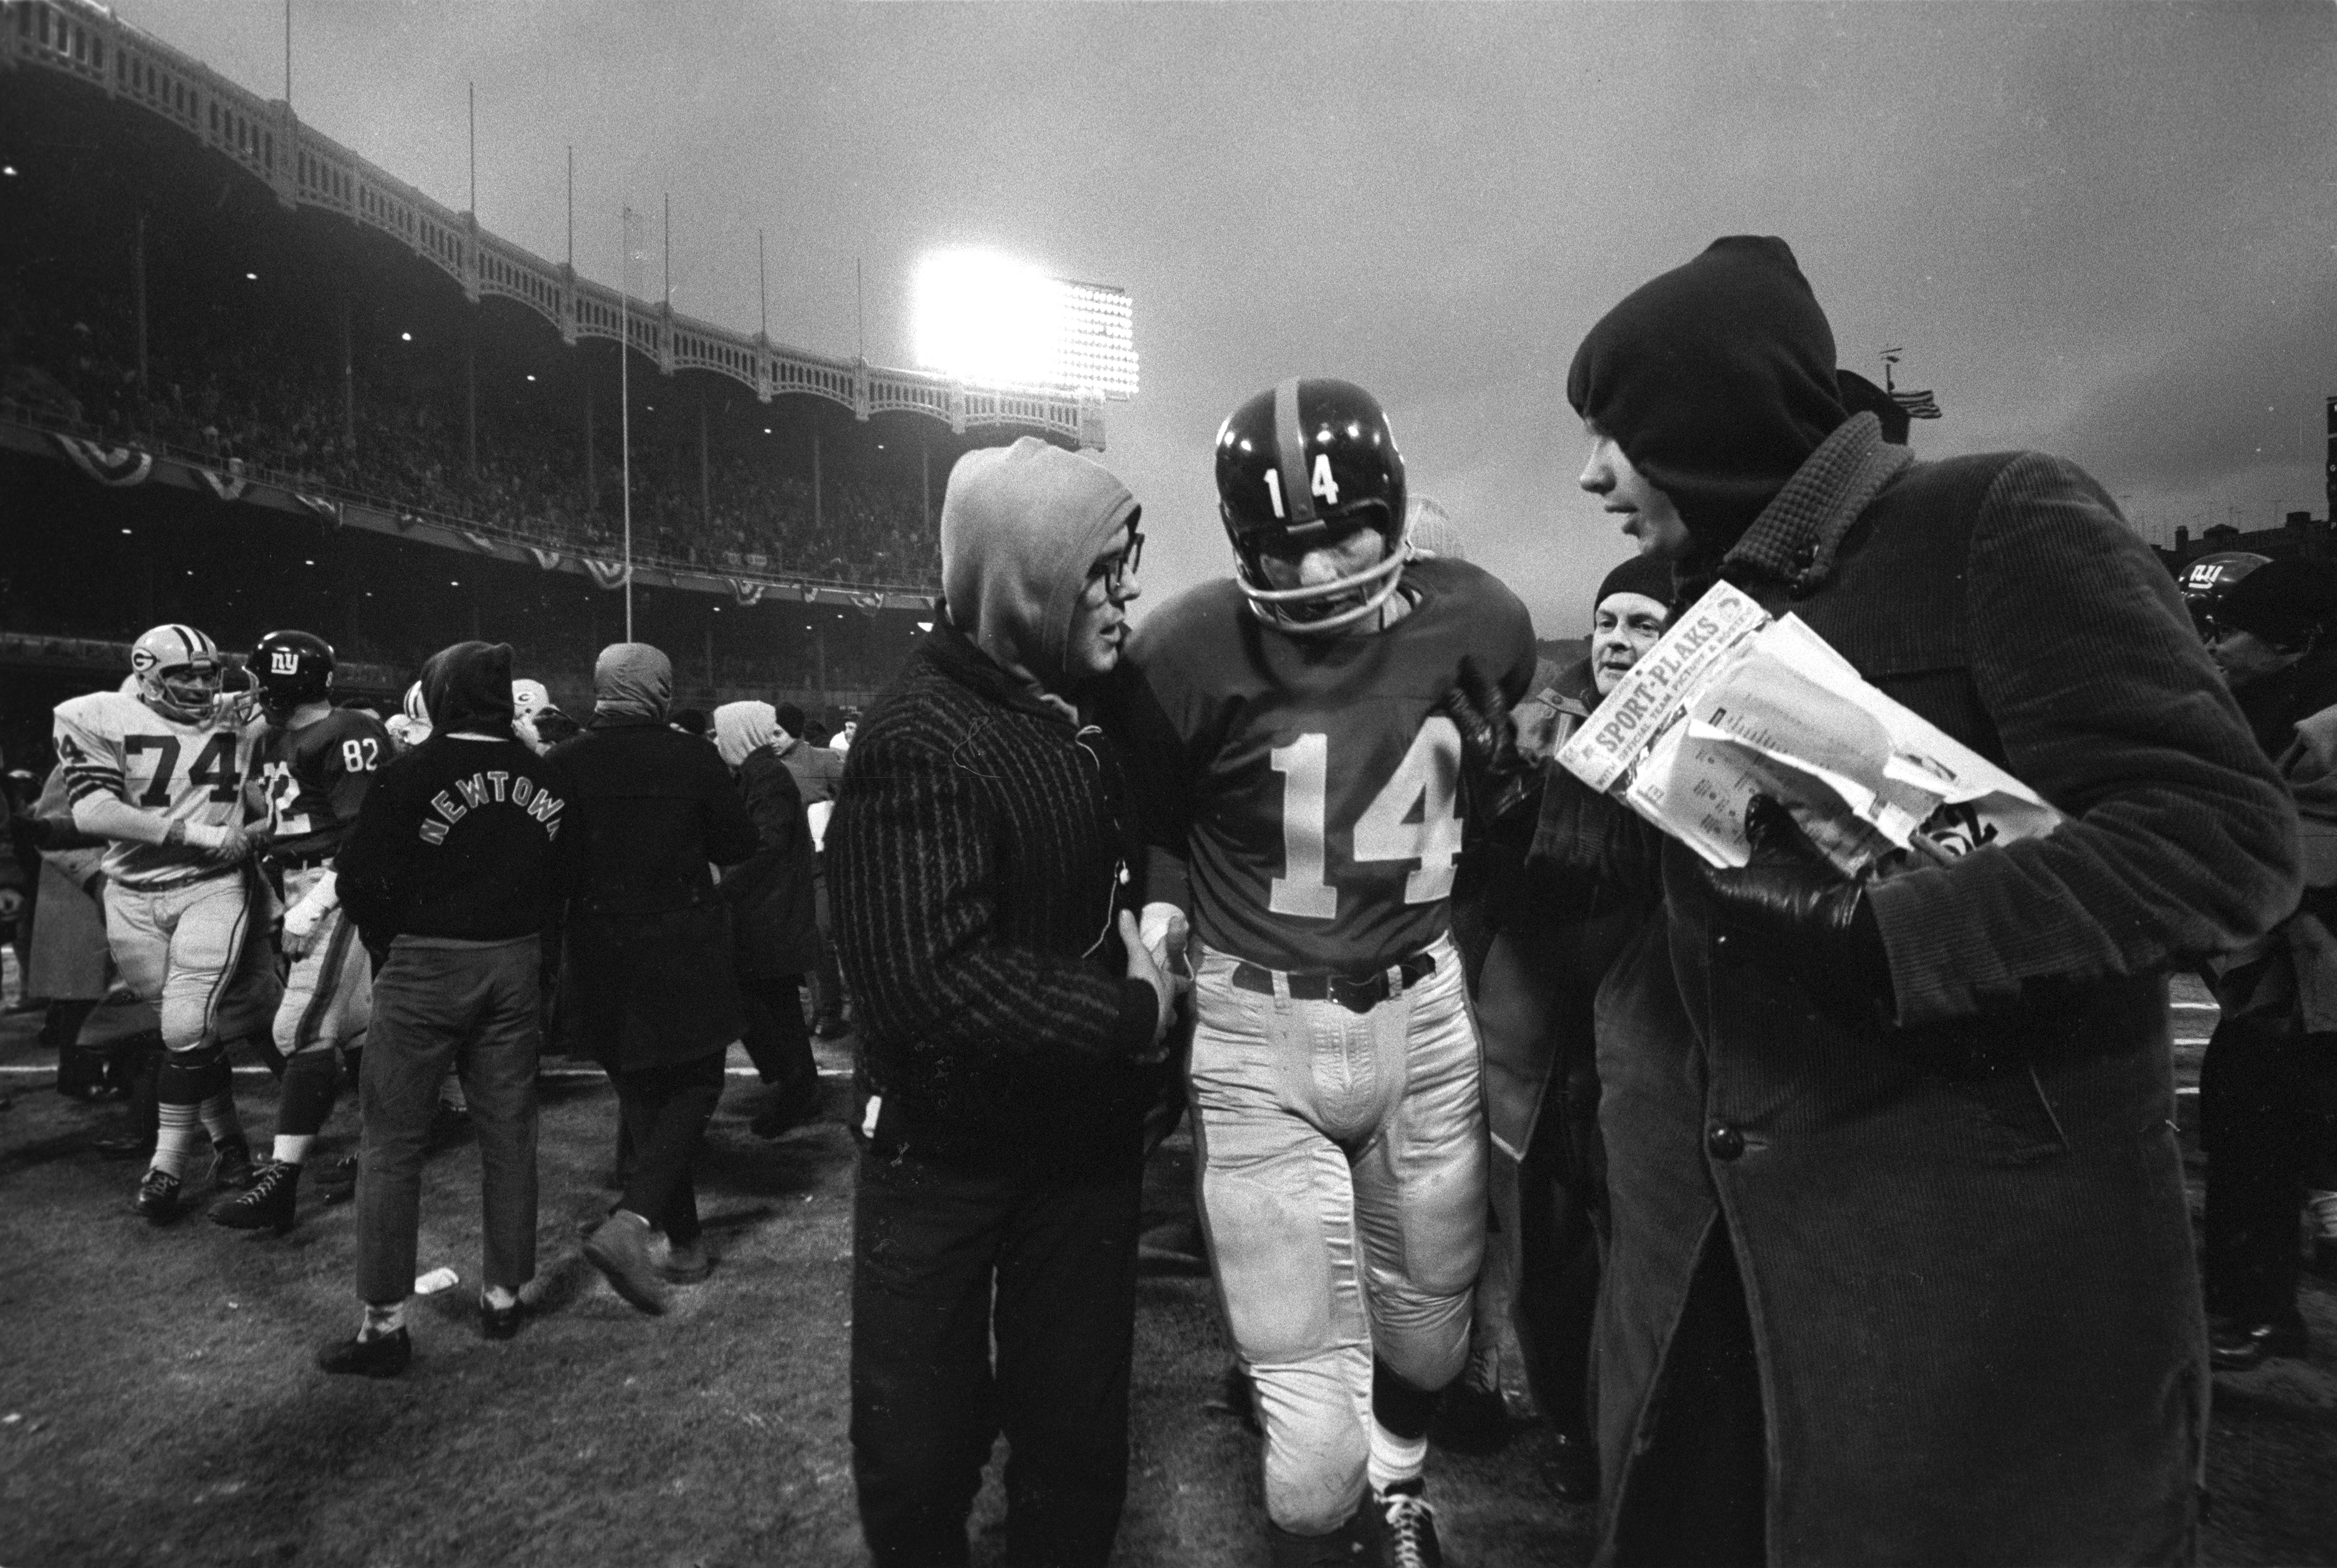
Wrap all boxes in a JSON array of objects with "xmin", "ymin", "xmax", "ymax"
[
  {"xmin": 321, "ymin": 640, "xmax": 575, "ymax": 1373},
  {"xmin": 831, "ymin": 435, "xmax": 1182, "ymax": 1568},
  {"xmin": 551, "ymin": 643, "xmax": 761, "ymax": 1315},
  {"xmin": 1499, "ymin": 237, "xmax": 2298, "ymax": 1566}
]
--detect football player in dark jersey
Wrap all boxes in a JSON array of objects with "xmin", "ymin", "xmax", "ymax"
[
  {"xmin": 1112, "ymin": 379, "xmax": 1538, "ymax": 1566},
  {"xmin": 213, "ymin": 630, "xmax": 391, "ymax": 1233}
]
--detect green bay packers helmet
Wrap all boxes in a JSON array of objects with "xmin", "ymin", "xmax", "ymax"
[
  {"xmin": 128, "ymin": 623, "xmax": 224, "ymax": 725},
  {"xmin": 1215, "ymin": 377, "xmax": 1408, "ymax": 635},
  {"xmin": 251, "ymin": 629, "xmax": 336, "ymax": 722}
]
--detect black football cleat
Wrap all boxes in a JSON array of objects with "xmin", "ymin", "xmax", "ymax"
[
  {"xmin": 212, "ymin": 1160, "xmax": 300, "ymax": 1234},
  {"xmin": 133, "ymin": 1168, "xmax": 184, "ymax": 1225}
]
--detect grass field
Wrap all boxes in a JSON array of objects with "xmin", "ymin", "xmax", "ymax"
[{"xmin": 0, "ymin": 978, "xmax": 2330, "ymax": 1566}]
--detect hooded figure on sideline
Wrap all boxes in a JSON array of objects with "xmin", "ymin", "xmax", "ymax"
[
  {"xmin": 1518, "ymin": 237, "xmax": 2300, "ymax": 1567},
  {"xmin": 550, "ymin": 642, "xmax": 761, "ymax": 1315},
  {"xmin": 711, "ymin": 700, "xmax": 825, "ymax": 1141},
  {"xmin": 832, "ymin": 436, "xmax": 1180, "ymax": 1567}
]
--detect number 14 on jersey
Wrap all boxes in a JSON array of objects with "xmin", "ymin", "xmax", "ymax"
[{"xmin": 1268, "ymin": 717, "xmax": 1463, "ymax": 919}]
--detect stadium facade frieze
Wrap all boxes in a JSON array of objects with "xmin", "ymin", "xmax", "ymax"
[
  {"xmin": 6, "ymin": 0, "xmax": 1106, "ymax": 450},
  {"xmin": 4, "ymin": 413, "xmax": 941, "ymax": 615}
]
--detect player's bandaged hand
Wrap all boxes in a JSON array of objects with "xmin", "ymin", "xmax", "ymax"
[
  {"xmin": 1138, "ymin": 901, "xmax": 1190, "ymax": 980},
  {"xmin": 1701, "ymin": 795, "xmax": 1894, "ymax": 1022},
  {"xmin": 281, "ymin": 902, "xmax": 323, "ymax": 960},
  {"xmin": 1438, "ymin": 655, "xmax": 1537, "ymax": 826},
  {"xmin": 168, "ymin": 817, "xmax": 251, "ymax": 865}
]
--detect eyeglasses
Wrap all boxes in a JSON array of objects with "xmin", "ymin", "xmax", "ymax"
[{"xmin": 1089, "ymin": 531, "xmax": 1144, "ymax": 596}]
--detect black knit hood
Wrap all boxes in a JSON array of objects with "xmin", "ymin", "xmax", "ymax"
[
  {"xmin": 420, "ymin": 640, "xmax": 516, "ymax": 738},
  {"xmin": 1569, "ymin": 236, "xmax": 1847, "ymax": 556}
]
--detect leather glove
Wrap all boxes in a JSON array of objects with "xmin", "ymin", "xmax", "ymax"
[
  {"xmin": 1438, "ymin": 656, "xmax": 1539, "ymax": 833},
  {"xmin": 1703, "ymin": 795, "xmax": 1896, "ymax": 1021}
]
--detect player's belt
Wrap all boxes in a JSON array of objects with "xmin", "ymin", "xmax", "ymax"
[
  {"xmin": 1229, "ymin": 951, "xmax": 1437, "ymax": 1015},
  {"xmin": 268, "ymin": 849, "xmax": 335, "ymax": 873}
]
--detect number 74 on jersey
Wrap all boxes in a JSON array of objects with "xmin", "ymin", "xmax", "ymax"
[{"xmin": 1267, "ymin": 717, "xmax": 1463, "ymax": 919}]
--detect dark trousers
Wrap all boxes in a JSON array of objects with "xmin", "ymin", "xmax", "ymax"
[
  {"xmin": 1611, "ymin": 1228, "xmax": 1768, "ymax": 1568},
  {"xmin": 2201, "ymin": 1014, "xmax": 2333, "ymax": 1326},
  {"xmin": 810, "ymin": 862, "xmax": 846, "ymax": 1027},
  {"xmin": 851, "ymin": 1147, "xmax": 1141, "ymax": 1568},
  {"xmin": 609, "ymin": 1052, "xmax": 725, "ymax": 1247},
  {"xmin": 1513, "ymin": 1121, "xmax": 1604, "ymax": 1440},
  {"xmin": 739, "ymin": 970, "xmax": 816, "ymax": 1089},
  {"xmin": 356, "ymin": 936, "xmax": 541, "ymax": 1303}
]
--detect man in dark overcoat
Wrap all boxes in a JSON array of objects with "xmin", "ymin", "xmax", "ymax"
[
  {"xmin": 552, "ymin": 642, "xmax": 761, "ymax": 1312},
  {"xmin": 1524, "ymin": 237, "xmax": 2300, "ymax": 1566},
  {"xmin": 712, "ymin": 699, "xmax": 826, "ymax": 1140}
]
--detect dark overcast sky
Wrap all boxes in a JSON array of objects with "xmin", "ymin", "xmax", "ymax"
[{"xmin": 123, "ymin": 1, "xmax": 2337, "ymax": 636}]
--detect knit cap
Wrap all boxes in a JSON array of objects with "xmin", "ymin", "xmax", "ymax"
[
  {"xmin": 1595, "ymin": 553, "xmax": 1676, "ymax": 614},
  {"xmin": 1569, "ymin": 237, "xmax": 1847, "ymax": 556}
]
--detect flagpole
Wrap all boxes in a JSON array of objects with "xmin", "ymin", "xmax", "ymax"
[{"xmin": 621, "ymin": 208, "xmax": 634, "ymax": 641}]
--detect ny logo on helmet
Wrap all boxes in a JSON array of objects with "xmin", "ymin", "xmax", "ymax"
[{"xmin": 271, "ymin": 650, "xmax": 301, "ymax": 675}]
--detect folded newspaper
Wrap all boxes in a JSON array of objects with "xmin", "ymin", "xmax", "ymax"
[{"xmin": 1552, "ymin": 579, "xmax": 2062, "ymax": 874}]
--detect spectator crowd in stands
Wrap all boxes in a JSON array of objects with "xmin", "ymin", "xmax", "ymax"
[{"xmin": 1, "ymin": 281, "xmax": 940, "ymax": 589}]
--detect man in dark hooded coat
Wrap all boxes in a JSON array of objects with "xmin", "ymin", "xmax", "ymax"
[{"xmin": 1519, "ymin": 237, "xmax": 2299, "ymax": 1566}]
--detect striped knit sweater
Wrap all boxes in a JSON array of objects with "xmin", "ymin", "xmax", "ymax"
[{"xmin": 830, "ymin": 619, "xmax": 1161, "ymax": 1169}]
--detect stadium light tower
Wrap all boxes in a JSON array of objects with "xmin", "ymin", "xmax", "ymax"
[{"xmin": 912, "ymin": 248, "xmax": 1138, "ymax": 398}]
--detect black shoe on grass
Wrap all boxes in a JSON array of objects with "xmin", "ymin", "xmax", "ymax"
[
  {"xmin": 317, "ymin": 1328, "xmax": 411, "ymax": 1377},
  {"xmin": 133, "ymin": 1168, "xmax": 184, "ymax": 1225},
  {"xmin": 213, "ymin": 1160, "xmax": 300, "ymax": 1234}
]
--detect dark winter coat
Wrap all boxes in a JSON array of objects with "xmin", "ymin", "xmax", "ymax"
[
  {"xmin": 829, "ymin": 617, "xmax": 1164, "ymax": 1173},
  {"xmin": 724, "ymin": 747, "xmax": 821, "ymax": 979},
  {"xmin": 549, "ymin": 716, "xmax": 760, "ymax": 1072},
  {"xmin": 1536, "ymin": 415, "xmax": 2300, "ymax": 1566}
]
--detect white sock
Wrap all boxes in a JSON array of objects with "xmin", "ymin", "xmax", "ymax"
[
  {"xmin": 2309, "ymin": 1189, "xmax": 2337, "ymax": 1240},
  {"xmin": 152, "ymin": 1103, "xmax": 204, "ymax": 1179},
  {"xmin": 482, "ymin": 1284, "xmax": 519, "ymax": 1310},
  {"xmin": 274, "ymin": 1134, "xmax": 316, "ymax": 1167},
  {"xmin": 1367, "ymin": 1420, "xmax": 1428, "ymax": 1493},
  {"xmin": 359, "ymin": 1300, "xmax": 406, "ymax": 1341}
]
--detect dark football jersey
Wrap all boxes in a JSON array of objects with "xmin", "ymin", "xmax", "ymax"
[
  {"xmin": 1117, "ymin": 556, "xmax": 1537, "ymax": 972},
  {"xmin": 260, "ymin": 706, "xmax": 392, "ymax": 860}
]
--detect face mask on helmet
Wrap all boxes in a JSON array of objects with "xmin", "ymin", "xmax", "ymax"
[
  {"xmin": 1215, "ymin": 377, "xmax": 1409, "ymax": 635},
  {"xmin": 129, "ymin": 624, "xmax": 225, "ymax": 725}
]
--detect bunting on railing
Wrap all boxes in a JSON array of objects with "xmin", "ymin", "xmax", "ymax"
[
  {"xmin": 796, "ymin": 581, "xmax": 822, "ymax": 604},
  {"xmin": 583, "ymin": 557, "xmax": 632, "ymax": 590},
  {"xmin": 295, "ymin": 493, "xmax": 342, "ymax": 527},
  {"xmin": 527, "ymin": 546, "xmax": 564, "ymax": 572},
  {"xmin": 391, "ymin": 510, "xmax": 423, "ymax": 532},
  {"xmin": 51, "ymin": 433, "xmax": 153, "ymax": 487},
  {"xmin": 196, "ymin": 466, "xmax": 247, "ymax": 501},
  {"xmin": 851, "ymin": 590, "xmax": 887, "ymax": 617},
  {"xmin": 459, "ymin": 530, "xmax": 498, "ymax": 553},
  {"xmin": 728, "ymin": 579, "xmax": 768, "ymax": 607}
]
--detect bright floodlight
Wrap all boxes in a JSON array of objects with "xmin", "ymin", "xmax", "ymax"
[{"xmin": 913, "ymin": 249, "xmax": 1138, "ymax": 398}]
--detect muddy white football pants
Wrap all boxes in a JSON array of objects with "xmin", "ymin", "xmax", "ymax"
[
  {"xmin": 1187, "ymin": 934, "xmax": 1487, "ymax": 1535},
  {"xmin": 273, "ymin": 866, "xmax": 371, "ymax": 1058},
  {"xmin": 104, "ymin": 871, "xmax": 275, "ymax": 1054}
]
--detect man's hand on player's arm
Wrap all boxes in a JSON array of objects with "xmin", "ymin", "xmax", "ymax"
[
  {"xmin": 73, "ymin": 793, "xmax": 250, "ymax": 865},
  {"xmin": 1119, "ymin": 909, "xmax": 1187, "ymax": 1058}
]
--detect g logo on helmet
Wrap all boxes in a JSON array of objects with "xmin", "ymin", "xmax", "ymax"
[{"xmin": 131, "ymin": 648, "xmax": 159, "ymax": 672}]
